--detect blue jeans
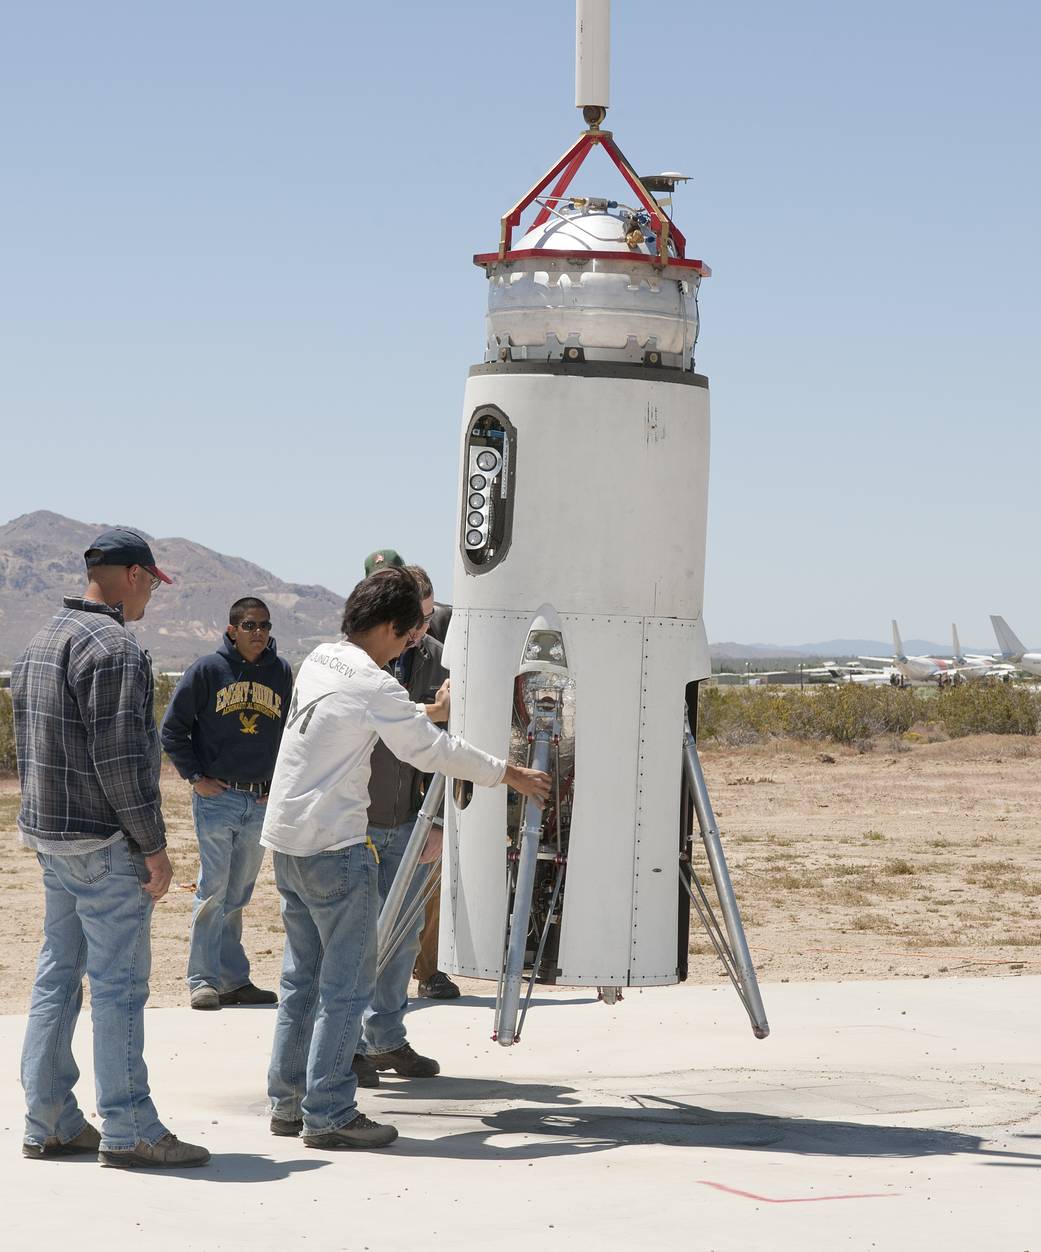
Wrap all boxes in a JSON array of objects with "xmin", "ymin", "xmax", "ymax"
[
  {"xmin": 267, "ymin": 844, "xmax": 378, "ymax": 1133},
  {"xmin": 187, "ymin": 789, "xmax": 267, "ymax": 994},
  {"xmin": 361, "ymin": 818, "xmax": 429, "ymax": 1055},
  {"xmin": 21, "ymin": 840, "xmax": 169, "ymax": 1152}
]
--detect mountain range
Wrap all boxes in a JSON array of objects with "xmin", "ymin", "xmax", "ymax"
[
  {"xmin": 0, "ymin": 511, "xmax": 1002, "ymax": 669},
  {"xmin": 0, "ymin": 512, "xmax": 345, "ymax": 669}
]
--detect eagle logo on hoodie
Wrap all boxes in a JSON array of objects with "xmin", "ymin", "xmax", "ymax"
[{"xmin": 239, "ymin": 712, "xmax": 260, "ymax": 735}]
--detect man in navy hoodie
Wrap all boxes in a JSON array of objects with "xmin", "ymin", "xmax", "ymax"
[{"xmin": 161, "ymin": 597, "xmax": 293, "ymax": 1011}]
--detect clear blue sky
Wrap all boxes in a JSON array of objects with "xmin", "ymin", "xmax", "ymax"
[{"xmin": 3, "ymin": 1, "xmax": 1039, "ymax": 647}]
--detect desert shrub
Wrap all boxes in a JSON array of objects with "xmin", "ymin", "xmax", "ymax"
[
  {"xmin": 793, "ymin": 685, "xmax": 917, "ymax": 743},
  {"xmin": 699, "ymin": 684, "xmax": 925, "ymax": 744},
  {"xmin": 697, "ymin": 686, "xmax": 792, "ymax": 741},
  {"xmin": 932, "ymin": 683, "xmax": 1041, "ymax": 737},
  {"xmin": 0, "ymin": 690, "xmax": 14, "ymax": 774},
  {"xmin": 697, "ymin": 681, "xmax": 1041, "ymax": 744},
  {"xmin": 153, "ymin": 671, "xmax": 176, "ymax": 727}
]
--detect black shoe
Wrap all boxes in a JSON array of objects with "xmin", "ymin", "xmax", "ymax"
[
  {"xmin": 417, "ymin": 971, "xmax": 460, "ymax": 1000},
  {"xmin": 22, "ymin": 1122, "xmax": 101, "ymax": 1159},
  {"xmin": 270, "ymin": 1116, "xmax": 303, "ymax": 1137},
  {"xmin": 352, "ymin": 1053, "xmax": 380, "ymax": 1089},
  {"xmin": 368, "ymin": 1042, "xmax": 440, "ymax": 1078},
  {"xmin": 219, "ymin": 982, "xmax": 277, "ymax": 1006},
  {"xmin": 302, "ymin": 1114, "xmax": 397, "ymax": 1150}
]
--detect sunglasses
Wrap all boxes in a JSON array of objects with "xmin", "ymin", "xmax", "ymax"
[{"xmin": 237, "ymin": 620, "xmax": 272, "ymax": 633}]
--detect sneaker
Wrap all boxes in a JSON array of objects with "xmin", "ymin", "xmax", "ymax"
[
  {"xmin": 219, "ymin": 982, "xmax": 277, "ymax": 1006},
  {"xmin": 22, "ymin": 1122, "xmax": 101, "ymax": 1159},
  {"xmin": 99, "ymin": 1133, "xmax": 210, "ymax": 1169},
  {"xmin": 368, "ymin": 1042, "xmax": 440, "ymax": 1078},
  {"xmin": 190, "ymin": 985, "xmax": 221, "ymax": 1011},
  {"xmin": 270, "ymin": 1116, "xmax": 303, "ymax": 1137},
  {"xmin": 417, "ymin": 971, "xmax": 460, "ymax": 1000},
  {"xmin": 302, "ymin": 1115, "xmax": 397, "ymax": 1150},
  {"xmin": 352, "ymin": 1053, "xmax": 380, "ymax": 1089}
]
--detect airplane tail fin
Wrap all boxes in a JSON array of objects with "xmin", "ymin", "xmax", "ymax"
[
  {"xmin": 991, "ymin": 615, "xmax": 1025, "ymax": 660},
  {"xmin": 891, "ymin": 619, "xmax": 906, "ymax": 660},
  {"xmin": 952, "ymin": 622, "xmax": 961, "ymax": 662}
]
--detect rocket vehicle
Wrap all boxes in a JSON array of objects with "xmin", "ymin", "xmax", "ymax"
[{"xmin": 377, "ymin": 0, "xmax": 768, "ymax": 1048}]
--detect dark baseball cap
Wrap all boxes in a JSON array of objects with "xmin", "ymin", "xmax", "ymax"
[
  {"xmin": 363, "ymin": 548, "xmax": 405, "ymax": 576},
  {"xmin": 84, "ymin": 527, "xmax": 173, "ymax": 584}
]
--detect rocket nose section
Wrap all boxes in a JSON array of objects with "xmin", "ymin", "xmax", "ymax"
[{"xmin": 518, "ymin": 603, "xmax": 571, "ymax": 677}]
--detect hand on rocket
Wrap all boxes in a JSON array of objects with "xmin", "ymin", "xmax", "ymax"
[
  {"xmin": 503, "ymin": 764, "xmax": 553, "ymax": 803},
  {"xmin": 428, "ymin": 678, "xmax": 451, "ymax": 724}
]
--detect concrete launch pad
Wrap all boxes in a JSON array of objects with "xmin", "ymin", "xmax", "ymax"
[{"xmin": 2, "ymin": 976, "xmax": 1039, "ymax": 1250}]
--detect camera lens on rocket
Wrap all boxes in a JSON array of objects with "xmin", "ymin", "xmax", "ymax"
[
  {"xmin": 469, "ymin": 492, "xmax": 485, "ymax": 509},
  {"xmin": 469, "ymin": 473, "xmax": 487, "ymax": 490},
  {"xmin": 476, "ymin": 451, "xmax": 498, "ymax": 472}
]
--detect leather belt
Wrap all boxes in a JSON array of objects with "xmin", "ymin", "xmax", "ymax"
[{"xmin": 220, "ymin": 779, "xmax": 271, "ymax": 797}]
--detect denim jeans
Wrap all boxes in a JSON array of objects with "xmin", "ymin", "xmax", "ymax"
[
  {"xmin": 21, "ymin": 840, "xmax": 169, "ymax": 1152},
  {"xmin": 361, "ymin": 818, "xmax": 429, "ymax": 1055},
  {"xmin": 267, "ymin": 843, "xmax": 378, "ymax": 1133},
  {"xmin": 187, "ymin": 789, "xmax": 267, "ymax": 994}
]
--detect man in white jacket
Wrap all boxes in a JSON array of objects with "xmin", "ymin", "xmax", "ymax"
[{"xmin": 262, "ymin": 568, "xmax": 550, "ymax": 1150}]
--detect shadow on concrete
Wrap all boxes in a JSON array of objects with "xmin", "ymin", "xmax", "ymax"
[
  {"xmin": 190, "ymin": 1154, "xmax": 330, "ymax": 1183},
  {"xmin": 373, "ymin": 1075, "xmax": 582, "ymax": 1106},
  {"xmin": 383, "ymin": 1094, "xmax": 1041, "ymax": 1166},
  {"xmin": 404, "ymin": 994, "xmax": 596, "ymax": 1017}
]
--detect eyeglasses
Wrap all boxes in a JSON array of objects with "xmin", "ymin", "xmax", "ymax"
[
  {"xmin": 238, "ymin": 620, "xmax": 272, "ymax": 633},
  {"xmin": 422, "ymin": 611, "xmax": 434, "ymax": 625},
  {"xmin": 131, "ymin": 567, "xmax": 162, "ymax": 592}
]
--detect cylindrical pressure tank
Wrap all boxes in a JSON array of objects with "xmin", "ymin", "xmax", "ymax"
[{"xmin": 441, "ymin": 201, "xmax": 711, "ymax": 990}]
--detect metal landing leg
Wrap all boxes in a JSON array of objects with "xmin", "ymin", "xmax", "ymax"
[
  {"xmin": 494, "ymin": 693, "xmax": 562, "ymax": 1046},
  {"xmin": 681, "ymin": 715, "xmax": 770, "ymax": 1039},
  {"xmin": 376, "ymin": 772, "xmax": 446, "ymax": 976}
]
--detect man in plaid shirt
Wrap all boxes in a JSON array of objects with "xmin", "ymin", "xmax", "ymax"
[{"xmin": 13, "ymin": 527, "xmax": 209, "ymax": 1169}]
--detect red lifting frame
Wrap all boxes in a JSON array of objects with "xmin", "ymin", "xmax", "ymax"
[{"xmin": 478, "ymin": 128, "xmax": 708, "ymax": 274}]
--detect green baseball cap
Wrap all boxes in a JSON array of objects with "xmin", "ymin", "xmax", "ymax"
[{"xmin": 363, "ymin": 548, "xmax": 405, "ymax": 576}]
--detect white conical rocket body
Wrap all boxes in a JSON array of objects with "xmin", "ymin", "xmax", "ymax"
[{"xmin": 440, "ymin": 205, "xmax": 711, "ymax": 988}]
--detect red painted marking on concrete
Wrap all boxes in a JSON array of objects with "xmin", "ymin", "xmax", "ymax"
[{"xmin": 698, "ymin": 1181, "xmax": 896, "ymax": 1204}]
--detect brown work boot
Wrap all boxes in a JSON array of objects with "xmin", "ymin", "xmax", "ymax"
[
  {"xmin": 189, "ymin": 985, "xmax": 221, "ymax": 1011},
  {"xmin": 352, "ymin": 1053, "xmax": 380, "ymax": 1089},
  {"xmin": 368, "ymin": 1042, "xmax": 440, "ymax": 1078},
  {"xmin": 270, "ymin": 1116, "xmax": 303, "ymax": 1137},
  {"xmin": 417, "ymin": 971, "xmax": 460, "ymax": 1000},
  {"xmin": 22, "ymin": 1122, "xmax": 101, "ymax": 1159},
  {"xmin": 99, "ymin": 1133, "xmax": 210, "ymax": 1169},
  {"xmin": 302, "ymin": 1114, "xmax": 397, "ymax": 1150}
]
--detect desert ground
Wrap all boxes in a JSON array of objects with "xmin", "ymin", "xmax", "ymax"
[{"xmin": 1, "ymin": 734, "xmax": 1039, "ymax": 1014}]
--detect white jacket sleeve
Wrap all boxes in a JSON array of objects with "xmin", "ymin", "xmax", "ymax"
[{"xmin": 365, "ymin": 678, "xmax": 506, "ymax": 787}]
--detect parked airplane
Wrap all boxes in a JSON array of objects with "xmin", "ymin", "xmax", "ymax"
[
  {"xmin": 801, "ymin": 666, "xmax": 901, "ymax": 686},
  {"xmin": 860, "ymin": 621, "xmax": 960, "ymax": 686},
  {"xmin": 952, "ymin": 623, "xmax": 1015, "ymax": 682},
  {"xmin": 990, "ymin": 616, "xmax": 1041, "ymax": 678}
]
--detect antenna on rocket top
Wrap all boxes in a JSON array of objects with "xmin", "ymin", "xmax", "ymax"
[
  {"xmin": 478, "ymin": 0, "xmax": 709, "ymax": 274},
  {"xmin": 575, "ymin": 0, "xmax": 610, "ymax": 130}
]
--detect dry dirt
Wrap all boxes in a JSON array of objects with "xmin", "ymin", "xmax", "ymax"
[{"xmin": 1, "ymin": 734, "xmax": 1039, "ymax": 1014}]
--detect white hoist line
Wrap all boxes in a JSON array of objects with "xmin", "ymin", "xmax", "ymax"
[{"xmin": 575, "ymin": 0, "xmax": 610, "ymax": 111}]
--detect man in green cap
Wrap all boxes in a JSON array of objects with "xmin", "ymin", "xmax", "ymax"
[{"xmin": 363, "ymin": 549, "xmax": 405, "ymax": 577}]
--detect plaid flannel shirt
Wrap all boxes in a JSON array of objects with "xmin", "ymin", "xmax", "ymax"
[{"xmin": 12, "ymin": 597, "xmax": 166, "ymax": 856}]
